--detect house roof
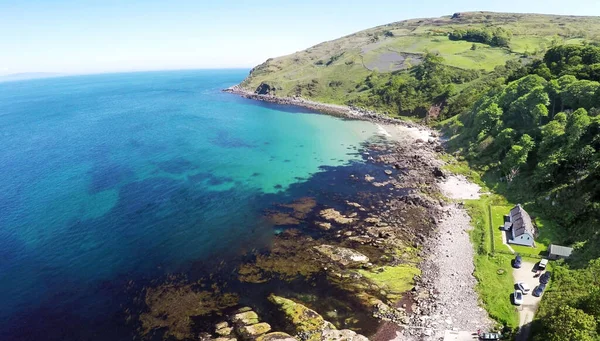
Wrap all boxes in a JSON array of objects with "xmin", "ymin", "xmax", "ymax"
[
  {"xmin": 510, "ymin": 204, "xmax": 535, "ymax": 237},
  {"xmin": 549, "ymin": 244, "xmax": 573, "ymax": 257}
]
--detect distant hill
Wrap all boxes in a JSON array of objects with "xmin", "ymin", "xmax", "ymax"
[
  {"xmin": 0, "ymin": 72, "xmax": 64, "ymax": 83},
  {"xmin": 239, "ymin": 12, "xmax": 600, "ymax": 104}
]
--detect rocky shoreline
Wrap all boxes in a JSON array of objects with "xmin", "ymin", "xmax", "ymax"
[
  {"xmin": 134, "ymin": 89, "xmax": 493, "ymax": 341},
  {"xmin": 223, "ymin": 86, "xmax": 420, "ymax": 127}
]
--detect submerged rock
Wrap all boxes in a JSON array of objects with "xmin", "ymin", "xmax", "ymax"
[
  {"xmin": 319, "ymin": 208, "xmax": 354, "ymax": 225},
  {"xmin": 138, "ymin": 282, "xmax": 238, "ymax": 340},
  {"xmin": 313, "ymin": 245, "xmax": 369, "ymax": 267},
  {"xmin": 315, "ymin": 221, "xmax": 332, "ymax": 231}
]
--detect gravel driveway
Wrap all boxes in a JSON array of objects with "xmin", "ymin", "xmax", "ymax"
[{"xmin": 512, "ymin": 260, "xmax": 543, "ymax": 341}]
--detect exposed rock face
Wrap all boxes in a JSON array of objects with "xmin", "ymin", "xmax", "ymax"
[
  {"xmin": 313, "ymin": 245, "xmax": 370, "ymax": 267},
  {"xmin": 319, "ymin": 208, "xmax": 354, "ymax": 224},
  {"xmin": 255, "ymin": 82, "xmax": 274, "ymax": 95}
]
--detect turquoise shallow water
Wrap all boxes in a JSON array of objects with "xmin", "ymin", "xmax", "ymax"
[{"xmin": 0, "ymin": 70, "xmax": 383, "ymax": 339}]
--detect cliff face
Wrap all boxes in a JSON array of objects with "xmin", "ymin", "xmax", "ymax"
[{"xmin": 239, "ymin": 12, "xmax": 600, "ymax": 104}]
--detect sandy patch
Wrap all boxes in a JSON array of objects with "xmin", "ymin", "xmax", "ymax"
[
  {"xmin": 438, "ymin": 175, "xmax": 482, "ymax": 200},
  {"xmin": 378, "ymin": 123, "xmax": 432, "ymax": 143}
]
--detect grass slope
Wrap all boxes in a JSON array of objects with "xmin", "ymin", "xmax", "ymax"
[{"xmin": 240, "ymin": 12, "xmax": 600, "ymax": 104}]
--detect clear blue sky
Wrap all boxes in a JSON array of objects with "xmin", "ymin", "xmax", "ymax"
[{"xmin": 2, "ymin": 0, "xmax": 600, "ymax": 75}]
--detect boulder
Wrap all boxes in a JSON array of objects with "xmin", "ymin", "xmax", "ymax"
[
  {"xmin": 313, "ymin": 245, "xmax": 369, "ymax": 267},
  {"xmin": 238, "ymin": 322, "xmax": 271, "ymax": 340},
  {"xmin": 268, "ymin": 294, "xmax": 335, "ymax": 340},
  {"xmin": 215, "ymin": 338, "xmax": 237, "ymax": 341},
  {"xmin": 216, "ymin": 327, "xmax": 233, "ymax": 336},
  {"xmin": 256, "ymin": 332, "xmax": 296, "ymax": 341},
  {"xmin": 232, "ymin": 311, "xmax": 259, "ymax": 325},
  {"xmin": 215, "ymin": 322, "xmax": 229, "ymax": 330},
  {"xmin": 384, "ymin": 170, "xmax": 393, "ymax": 176},
  {"xmin": 432, "ymin": 167, "xmax": 446, "ymax": 178}
]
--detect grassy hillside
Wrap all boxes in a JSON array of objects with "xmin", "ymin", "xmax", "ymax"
[{"xmin": 240, "ymin": 12, "xmax": 600, "ymax": 105}]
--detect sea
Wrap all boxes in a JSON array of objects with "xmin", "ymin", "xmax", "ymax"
[{"xmin": 0, "ymin": 69, "xmax": 391, "ymax": 340}]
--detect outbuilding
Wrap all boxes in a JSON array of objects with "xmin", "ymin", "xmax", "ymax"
[{"xmin": 548, "ymin": 244, "xmax": 573, "ymax": 260}]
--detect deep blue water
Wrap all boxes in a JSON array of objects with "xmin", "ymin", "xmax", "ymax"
[{"xmin": 0, "ymin": 70, "xmax": 384, "ymax": 340}]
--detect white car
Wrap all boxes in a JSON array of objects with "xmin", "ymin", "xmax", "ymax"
[
  {"xmin": 513, "ymin": 290, "xmax": 524, "ymax": 305},
  {"xmin": 539, "ymin": 258, "xmax": 549, "ymax": 270},
  {"xmin": 516, "ymin": 281, "xmax": 531, "ymax": 294}
]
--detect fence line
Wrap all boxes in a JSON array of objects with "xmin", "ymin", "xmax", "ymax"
[{"xmin": 487, "ymin": 204, "xmax": 496, "ymax": 254}]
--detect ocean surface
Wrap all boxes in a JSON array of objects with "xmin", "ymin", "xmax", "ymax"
[{"xmin": 0, "ymin": 70, "xmax": 387, "ymax": 340}]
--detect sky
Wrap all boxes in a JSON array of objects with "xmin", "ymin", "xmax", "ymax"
[{"xmin": 1, "ymin": 0, "xmax": 600, "ymax": 75}]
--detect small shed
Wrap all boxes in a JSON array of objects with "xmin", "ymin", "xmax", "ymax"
[{"xmin": 548, "ymin": 244, "xmax": 573, "ymax": 260}]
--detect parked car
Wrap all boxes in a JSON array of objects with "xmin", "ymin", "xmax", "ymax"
[
  {"xmin": 479, "ymin": 332, "xmax": 501, "ymax": 340},
  {"xmin": 533, "ymin": 284, "xmax": 546, "ymax": 297},
  {"xmin": 538, "ymin": 258, "xmax": 548, "ymax": 270},
  {"xmin": 516, "ymin": 281, "xmax": 531, "ymax": 294},
  {"xmin": 513, "ymin": 289, "xmax": 524, "ymax": 305},
  {"xmin": 540, "ymin": 271, "xmax": 552, "ymax": 284},
  {"xmin": 513, "ymin": 254, "xmax": 522, "ymax": 268}
]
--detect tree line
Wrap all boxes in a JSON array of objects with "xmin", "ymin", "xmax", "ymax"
[{"xmin": 451, "ymin": 45, "xmax": 600, "ymax": 341}]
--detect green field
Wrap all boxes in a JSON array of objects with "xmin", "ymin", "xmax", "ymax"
[
  {"xmin": 465, "ymin": 197, "xmax": 519, "ymax": 328},
  {"xmin": 240, "ymin": 12, "xmax": 600, "ymax": 103}
]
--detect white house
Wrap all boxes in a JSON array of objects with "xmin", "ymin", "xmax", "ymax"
[{"xmin": 507, "ymin": 204, "xmax": 536, "ymax": 247}]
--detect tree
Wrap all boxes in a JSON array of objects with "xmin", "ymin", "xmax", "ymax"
[
  {"xmin": 474, "ymin": 102, "xmax": 503, "ymax": 135},
  {"xmin": 565, "ymin": 108, "xmax": 591, "ymax": 145},
  {"xmin": 562, "ymin": 80, "xmax": 600, "ymax": 109},
  {"xmin": 543, "ymin": 305, "xmax": 598, "ymax": 341}
]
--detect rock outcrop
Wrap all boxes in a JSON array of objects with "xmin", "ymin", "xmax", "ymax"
[
  {"xmin": 268, "ymin": 294, "xmax": 369, "ymax": 341},
  {"xmin": 319, "ymin": 208, "xmax": 354, "ymax": 225},
  {"xmin": 313, "ymin": 245, "xmax": 370, "ymax": 267}
]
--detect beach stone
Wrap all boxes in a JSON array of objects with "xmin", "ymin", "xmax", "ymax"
[
  {"xmin": 256, "ymin": 332, "xmax": 296, "ymax": 341},
  {"xmin": 238, "ymin": 322, "xmax": 271, "ymax": 339},
  {"xmin": 313, "ymin": 245, "xmax": 369, "ymax": 267},
  {"xmin": 215, "ymin": 338, "xmax": 237, "ymax": 341},
  {"xmin": 319, "ymin": 208, "xmax": 353, "ymax": 224},
  {"xmin": 384, "ymin": 170, "xmax": 393, "ymax": 175},
  {"xmin": 364, "ymin": 174, "xmax": 375, "ymax": 182},
  {"xmin": 232, "ymin": 311, "xmax": 259, "ymax": 325}
]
